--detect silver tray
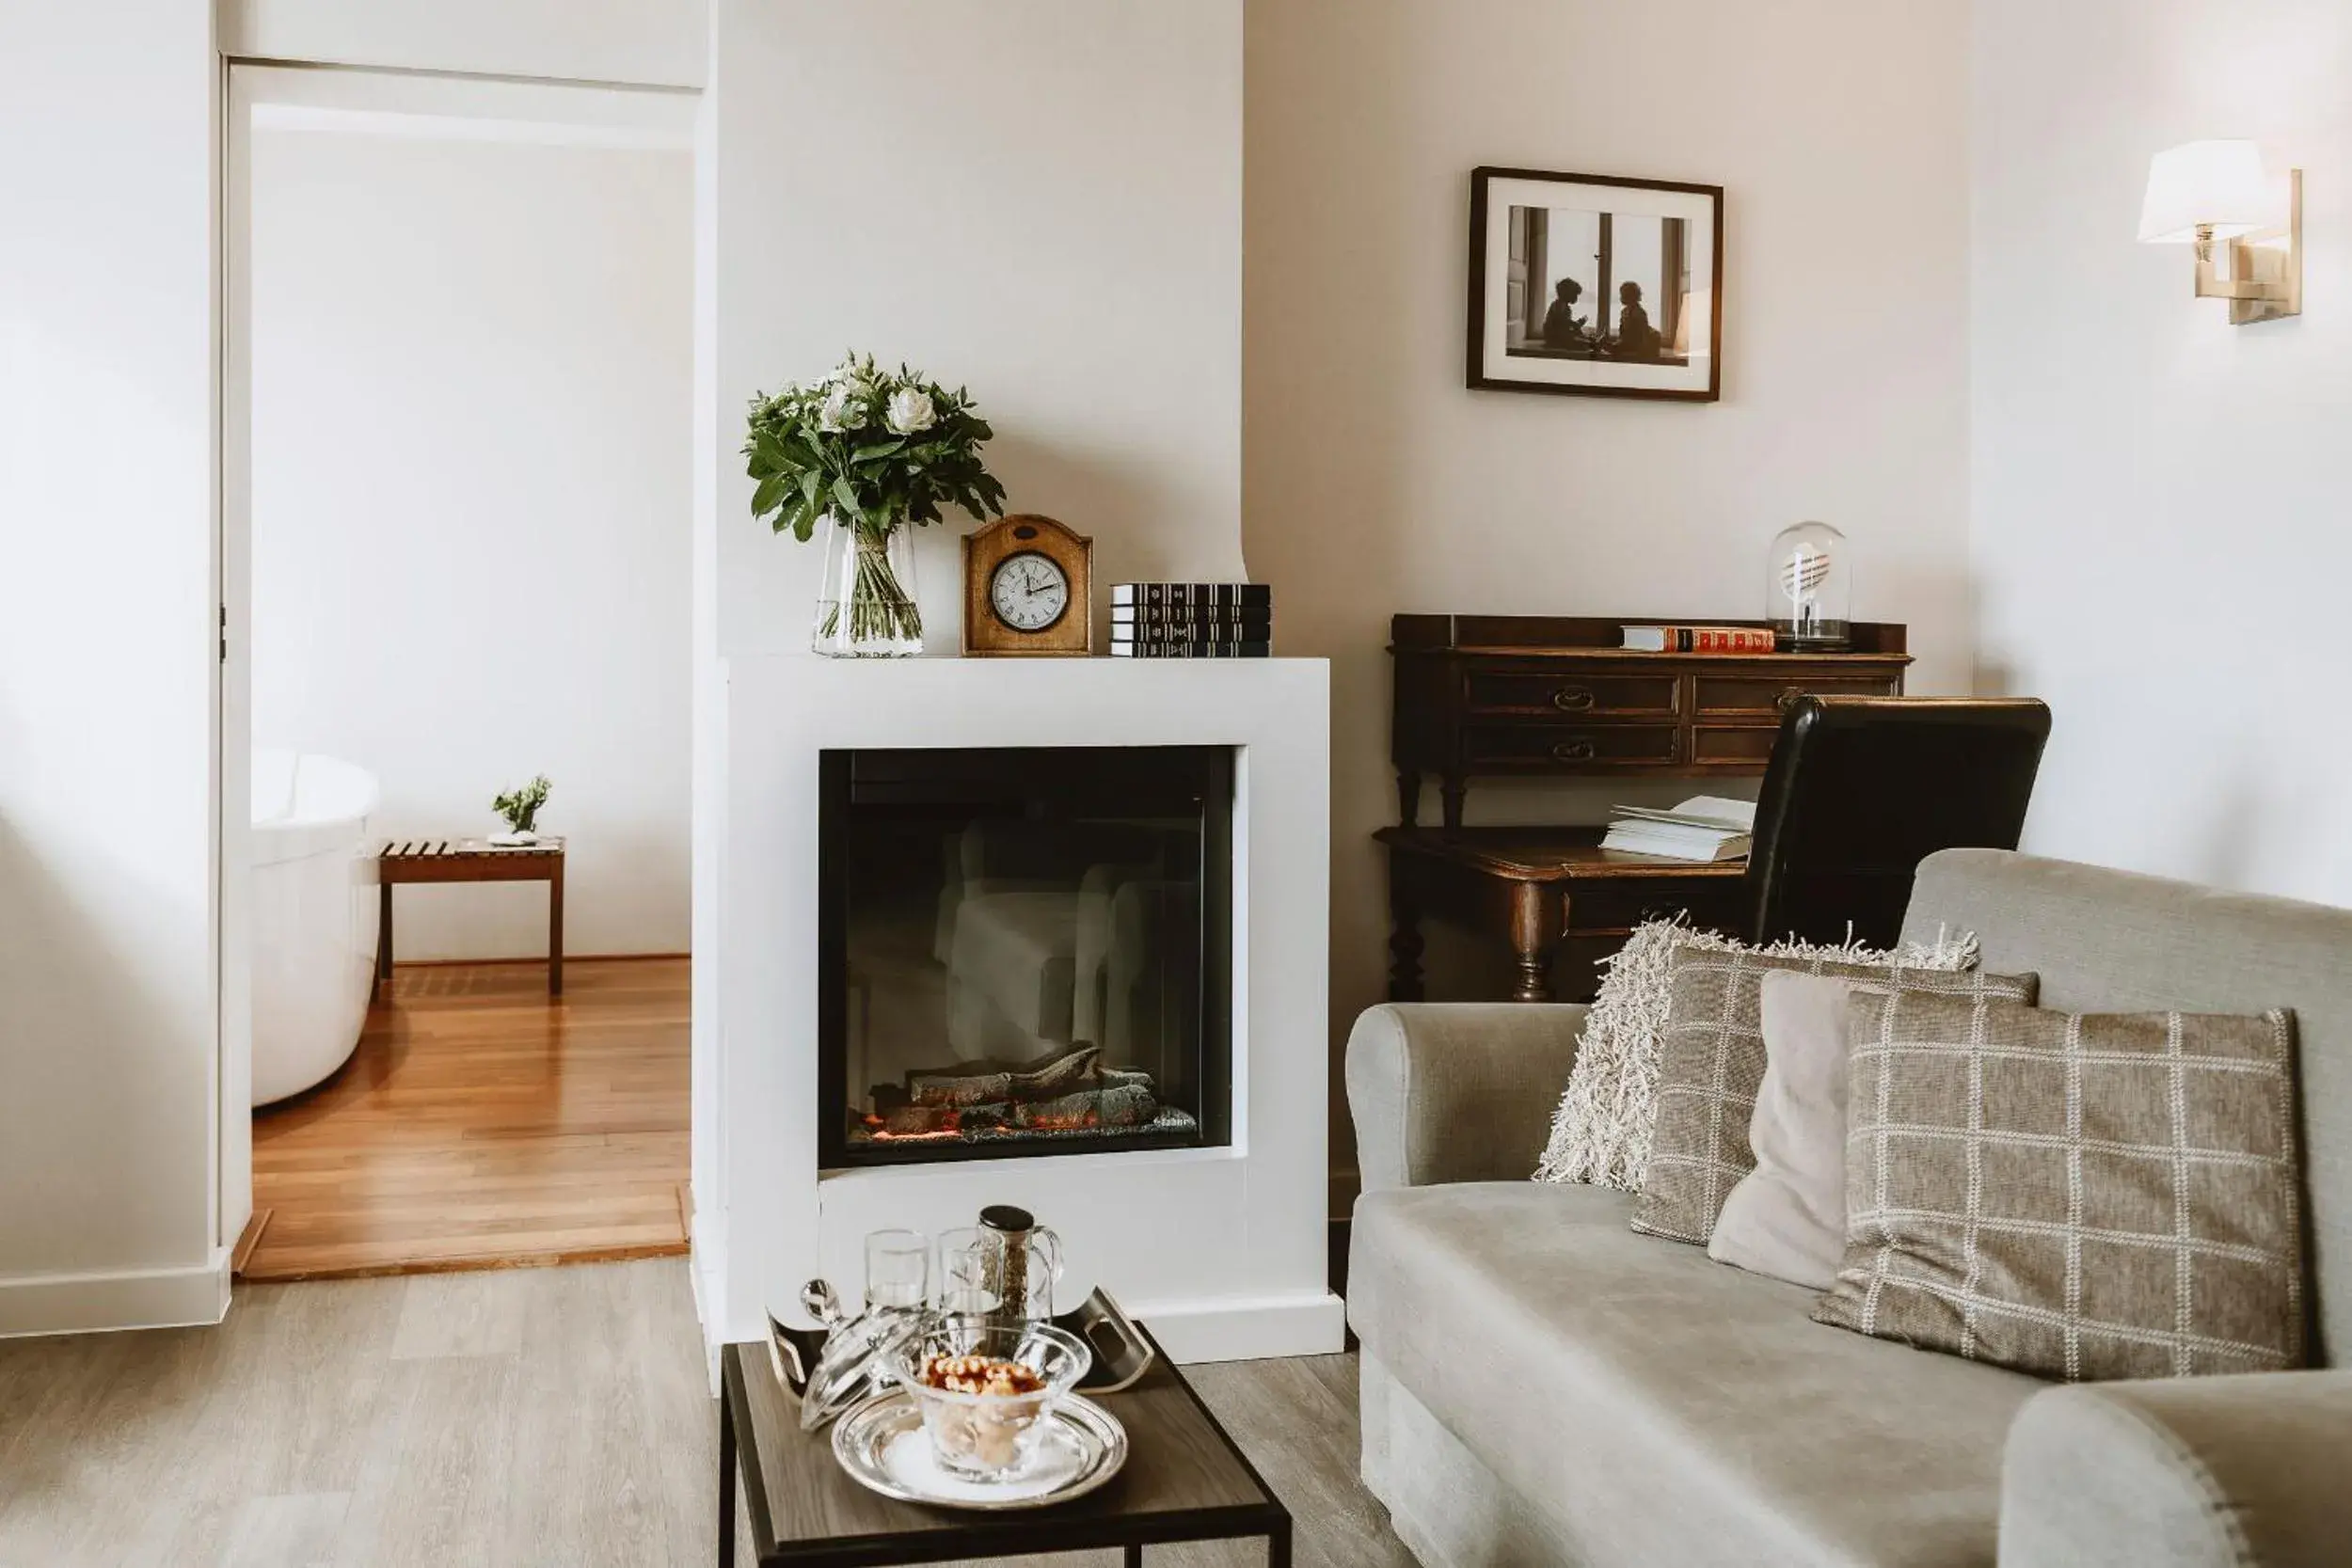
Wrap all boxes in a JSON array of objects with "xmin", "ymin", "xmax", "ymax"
[{"xmin": 830, "ymin": 1389, "xmax": 1128, "ymax": 1512}]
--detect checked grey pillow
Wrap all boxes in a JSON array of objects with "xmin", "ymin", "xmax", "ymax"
[{"xmin": 1814, "ymin": 990, "xmax": 2307, "ymax": 1383}]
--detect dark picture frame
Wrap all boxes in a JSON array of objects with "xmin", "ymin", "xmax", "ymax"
[{"xmin": 1467, "ymin": 166, "xmax": 1724, "ymax": 403}]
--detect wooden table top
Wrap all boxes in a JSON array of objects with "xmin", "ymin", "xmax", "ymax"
[
  {"xmin": 723, "ymin": 1327, "xmax": 1283, "ymax": 1560},
  {"xmin": 1375, "ymin": 824, "xmax": 1751, "ymax": 882},
  {"xmin": 380, "ymin": 835, "xmax": 565, "ymax": 861}
]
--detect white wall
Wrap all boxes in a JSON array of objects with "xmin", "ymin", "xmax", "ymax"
[
  {"xmin": 691, "ymin": 0, "xmax": 1244, "ymax": 1344},
  {"xmin": 218, "ymin": 0, "xmax": 707, "ymax": 89},
  {"xmin": 0, "ymin": 7, "xmax": 225, "ymax": 1332},
  {"xmin": 711, "ymin": 0, "xmax": 1244, "ymax": 658},
  {"xmin": 1973, "ymin": 0, "xmax": 2352, "ymax": 908},
  {"xmin": 1243, "ymin": 0, "xmax": 1976, "ymax": 1194},
  {"xmin": 248, "ymin": 121, "xmax": 694, "ymax": 959}
]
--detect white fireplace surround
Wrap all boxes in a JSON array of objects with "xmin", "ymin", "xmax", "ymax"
[{"xmin": 694, "ymin": 655, "xmax": 1342, "ymax": 1363}]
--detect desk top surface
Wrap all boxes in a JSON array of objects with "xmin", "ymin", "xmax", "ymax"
[{"xmin": 1375, "ymin": 825, "xmax": 1750, "ymax": 881}]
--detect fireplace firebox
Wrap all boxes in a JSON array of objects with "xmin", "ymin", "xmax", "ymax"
[{"xmin": 818, "ymin": 746, "xmax": 1234, "ymax": 1167}]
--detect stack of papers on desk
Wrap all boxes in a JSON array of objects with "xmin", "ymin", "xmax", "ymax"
[{"xmin": 1600, "ymin": 796, "xmax": 1756, "ymax": 863}]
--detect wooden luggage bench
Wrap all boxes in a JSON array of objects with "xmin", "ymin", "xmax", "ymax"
[{"xmin": 376, "ymin": 837, "xmax": 566, "ymax": 997}]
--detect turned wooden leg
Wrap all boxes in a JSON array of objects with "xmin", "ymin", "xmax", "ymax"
[
  {"xmin": 1387, "ymin": 871, "xmax": 1426, "ymax": 1003},
  {"xmin": 1396, "ymin": 768, "xmax": 1422, "ymax": 829},
  {"xmin": 1438, "ymin": 775, "xmax": 1468, "ymax": 833},
  {"xmin": 1508, "ymin": 881, "xmax": 1558, "ymax": 1004}
]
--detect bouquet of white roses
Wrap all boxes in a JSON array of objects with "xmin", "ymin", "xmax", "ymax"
[{"xmin": 744, "ymin": 354, "xmax": 1007, "ymax": 647}]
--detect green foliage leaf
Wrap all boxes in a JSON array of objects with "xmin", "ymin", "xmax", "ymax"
[{"xmin": 744, "ymin": 355, "xmax": 1009, "ymax": 541}]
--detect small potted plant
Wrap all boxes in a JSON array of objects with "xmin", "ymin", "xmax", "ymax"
[
  {"xmin": 491, "ymin": 776, "xmax": 551, "ymax": 846},
  {"xmin": 744, "ymin": 354, "xmax": 1008, "ymax": 657}
]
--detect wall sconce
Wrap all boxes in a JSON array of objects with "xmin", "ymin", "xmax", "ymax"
[{"xmin": 2137, "ymin": 140, "xmax": 2302, "ymax": 325}]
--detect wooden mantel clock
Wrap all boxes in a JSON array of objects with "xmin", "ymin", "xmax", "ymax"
[{"xmin": 961, "ymin": 514, "xmax": 1094, "ymax": 657}]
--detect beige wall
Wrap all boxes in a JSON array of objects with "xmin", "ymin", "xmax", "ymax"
[
  {"xmin": 1242, "ymin": 0, "xmax": 1976, "ymax": 1201},
  {"xmin": 1973, "ymin": 0, "xmax": 2352, "ymax": 908}
]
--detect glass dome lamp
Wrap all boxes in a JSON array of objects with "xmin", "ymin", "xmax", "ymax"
[{"xmin": 1765, "ymin": 521, "xmax": 1851, "ymax": 652}]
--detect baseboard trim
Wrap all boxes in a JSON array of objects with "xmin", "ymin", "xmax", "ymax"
[
  {"xmin": 1118, "ymin": 1290, "xmax": 1348, "ymax": 1364},
  {"xmin": 0, "ymin": 1249, "xmax": 232, "ymax": 1339},
  {"xmin": 387, "ymin": 951, "xmax": 689, "ymax": 970},
  {"xmin": 689, "ymin": 1204, "xmax": 726, "ymax": 1395}
]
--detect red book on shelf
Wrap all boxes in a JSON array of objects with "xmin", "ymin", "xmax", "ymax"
[{"xmin": 1620, "ymin": 624, "xmax": 1776, "ymax": 655}]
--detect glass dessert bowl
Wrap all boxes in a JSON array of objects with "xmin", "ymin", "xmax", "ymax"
[{"xmin": 887, "ymin": 1320, "xmax": 1092, "ymax": 1481}]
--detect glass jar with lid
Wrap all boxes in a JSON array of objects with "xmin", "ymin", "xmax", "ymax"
[{"xmin": 1764, "ymin": 521, "xmax": 1852, "ymax": 651}]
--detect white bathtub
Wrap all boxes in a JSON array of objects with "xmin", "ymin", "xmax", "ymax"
[{"xmin": 251, "ymin": 749, "xmax": 382, "ymax": 1106}]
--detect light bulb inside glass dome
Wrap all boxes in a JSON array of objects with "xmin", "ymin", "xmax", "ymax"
[{"xmin": 1764, "ymin": 521, "xmax": 1851, "ymax": 651}]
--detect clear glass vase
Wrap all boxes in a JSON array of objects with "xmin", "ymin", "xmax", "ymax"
[{"xmin": 813, "ymin": 516, "xmax": 924, "ymax": 657}]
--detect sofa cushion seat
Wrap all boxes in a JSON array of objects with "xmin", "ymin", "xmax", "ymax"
[{"xmin": 1349, "ymin": 1182, "xmax": 2048, "ymax": 1568}]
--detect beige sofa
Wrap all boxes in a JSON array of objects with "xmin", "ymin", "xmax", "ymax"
[{"xmin": 1345, "ymin": 849, "xmax": 2352, "ymax": 1568}]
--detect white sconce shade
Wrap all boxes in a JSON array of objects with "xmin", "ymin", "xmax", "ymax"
[{"xmin": 2137, "ymin": 139, "xmax": 2285, "ymax": 243}]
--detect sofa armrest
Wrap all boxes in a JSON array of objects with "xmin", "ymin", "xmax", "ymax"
[
  {"xmin": 1344, "ymin": 1003, "xmax": 1585, "ymax": 1194},
  {"xmin": 1999, "ymin": 1370, "xmax": 2352, "ymax": 1568}
]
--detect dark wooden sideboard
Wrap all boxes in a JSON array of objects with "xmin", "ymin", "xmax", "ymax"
[
  {"xmin": 1391, "ymin": 614, "xmax": 1912, "ymax": 829},
  {"xmin": 1383, "ymin": 615, "xmax": 1912, "ymax": 1002}
]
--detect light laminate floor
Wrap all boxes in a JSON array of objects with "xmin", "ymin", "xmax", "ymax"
[
  {"xmin": 0, "ymin": 1259, "xmax": 1411, "ymax": 1568},
  {"xmin": 246, "ymin": 959, "xmax": 691, "ymax": 1280}
]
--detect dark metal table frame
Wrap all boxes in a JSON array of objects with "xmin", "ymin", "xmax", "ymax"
[{"xmin": 717, "ymin": 1334, "xmax": 1292, "ymax": 1567}]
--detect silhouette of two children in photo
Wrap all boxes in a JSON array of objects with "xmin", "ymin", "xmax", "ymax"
[{"xmin": 1538, "ymin": 277, "xmax": 1664, "ymax": 361}]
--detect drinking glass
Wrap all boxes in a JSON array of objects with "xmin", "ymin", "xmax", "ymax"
[
  {"xmin": 932, "ymin": 1227, "xmax": 1003, "ymax": 1316},
  {"xmin": 863, "ymin": 1228, "xmax": 930, "ymax": 1312}
]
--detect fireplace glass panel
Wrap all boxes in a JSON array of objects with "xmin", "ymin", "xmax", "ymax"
[{"xmin": 819, "ymin": 746, "xmax": 1233, "ymax": 1166}]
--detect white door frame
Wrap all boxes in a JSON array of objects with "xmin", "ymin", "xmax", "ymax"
[{"xmin": 216, "ymin": 61, "xmax": 703, "ymax": 1281}]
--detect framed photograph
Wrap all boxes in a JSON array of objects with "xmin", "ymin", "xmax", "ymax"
[{"xmin": 1467, "ymin": 166, "xmax": 1724, "ymax": 402}]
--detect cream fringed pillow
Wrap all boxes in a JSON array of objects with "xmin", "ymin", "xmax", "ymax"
[{"xmin": 1534, "ymin": 920, "xmax": 1980, "ymax": 1191}]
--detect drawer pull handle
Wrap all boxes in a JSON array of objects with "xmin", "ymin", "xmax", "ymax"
[
  {"xmin": 1549, "ymin": 687, "xmax": 1597, "ymax": 713},
  {"xmin": 1550, "ymin": 739, "xmax": 1597, "ymax": 762}
]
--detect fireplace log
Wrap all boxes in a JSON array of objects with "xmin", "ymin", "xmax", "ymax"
[
  {"xmin": 1014, "ymin": 1083, "xmax": 1158, "ymax": 1131},
  {"xmin": 876, "ymin": 1101, "xmax": 1010, "ymax": 1137},
  {"xmin": 906, "ymin": 1044, "xmax": 1104, "ymax": 1109}
]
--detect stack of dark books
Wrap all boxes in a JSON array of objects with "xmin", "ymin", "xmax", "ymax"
[{"xmin": 1108, "ymin": 583, "xmax": 1272, "ymax": 658}]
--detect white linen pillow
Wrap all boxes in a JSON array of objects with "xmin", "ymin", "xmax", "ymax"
[{"xmin": 1707, "ymin": 972, "xmax": 1855, "ymax": 1289}]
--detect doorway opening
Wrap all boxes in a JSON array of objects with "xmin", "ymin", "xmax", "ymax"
[{"xmin": 223, "ymin": 66, "xmax": 699, "ymax": 1280}]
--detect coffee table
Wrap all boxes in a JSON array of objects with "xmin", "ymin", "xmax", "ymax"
[{"xmin": 717, "ymin": 1325, "xmax": 1292, "ymax": 1566}]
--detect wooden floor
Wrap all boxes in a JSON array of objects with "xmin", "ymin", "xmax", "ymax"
[
  {"xmin": 246, "ymin": 958, "xmax": 690, "ymax": 1281},
  {"xmin": 0, "ymin": 1260, "xmax": 1412, "ymax": 1568}
]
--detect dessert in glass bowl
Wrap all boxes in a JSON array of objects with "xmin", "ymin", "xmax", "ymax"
[{"xmin": 888, "ymin": 1320, "xmax": 1091, "ymax": 1481}]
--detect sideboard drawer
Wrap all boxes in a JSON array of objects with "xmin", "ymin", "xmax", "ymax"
[
  {"xmin": 1462, "ymin": 672, "xmax": 1679, "ymax": 719},
  {"xmin": 1695, "ymin": 673, "xmax": 1900, "ymax": 717},
  {"xmin": 1692, "ymin": 726, "xmax": 1779, "ymax": 766},
  {"xmin": 1464, "ymin": 723, "xmax": 1681, "ymax": 768}
]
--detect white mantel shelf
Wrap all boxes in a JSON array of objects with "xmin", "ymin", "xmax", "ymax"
[{"xmin": 694, "ymin": 654, "xmax": 1342, "ymax": 1364}]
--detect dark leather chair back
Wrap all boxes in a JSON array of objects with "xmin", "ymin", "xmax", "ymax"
[{"xmin": 1745, "ymin": 697, "xmax": 2051, "ymax": 947}]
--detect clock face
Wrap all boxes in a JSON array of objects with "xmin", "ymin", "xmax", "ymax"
[{"xmin": 988, "ymin": 551, "xmax": 1071, "ymax": 633}]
